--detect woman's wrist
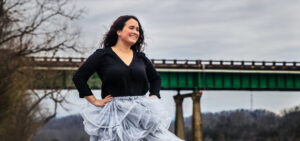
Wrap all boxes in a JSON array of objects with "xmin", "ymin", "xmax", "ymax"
[{"xmin": 84, "ymin": 95, "xmax": 97, "ymax": 104}]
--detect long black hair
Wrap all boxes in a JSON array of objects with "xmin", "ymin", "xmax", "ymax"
[{"xmin": 100, "ymin": 15, "xmax": 145, "ymax": 52}]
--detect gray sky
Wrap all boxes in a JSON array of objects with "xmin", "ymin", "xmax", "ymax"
[
  {"xmin": 71, "ymin": 0, "xmax": 300, "ymax": 61},
  {"xmin": 53, "ymin": 0, "xmax": 300, "ymax": 117}
]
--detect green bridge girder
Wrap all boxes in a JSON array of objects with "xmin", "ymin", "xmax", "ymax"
[
  {"xmin": 160, "ymin": 71, "xmax": 300, "ymax": 91},
  {"xmin": 33, "ymin": 70, "xmax": 300, "ymax": 91},
  {"xmin": 29, "ymin": 56, "xmax": 300, "ymax": 91}
]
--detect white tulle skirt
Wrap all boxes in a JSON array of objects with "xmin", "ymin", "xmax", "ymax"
[{"xmin": 80, "ymin": 95, "xmax": 185, "ymax": 141}]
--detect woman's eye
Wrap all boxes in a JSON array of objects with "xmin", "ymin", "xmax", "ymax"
[{"xmin": 129, "ymin": 26, "xmax": 139, "ymax": 32}]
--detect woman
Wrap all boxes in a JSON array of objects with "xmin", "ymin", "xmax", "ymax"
[{"xmin": 72, "ymin": 15, "xmax": 184, "ymax": 141}]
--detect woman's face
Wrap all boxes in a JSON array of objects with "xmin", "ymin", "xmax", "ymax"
[{"xmin": 117, "ymin": 18, "xmax": 140, "ymax": 46}]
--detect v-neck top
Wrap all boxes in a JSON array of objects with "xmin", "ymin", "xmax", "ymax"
[
  {"xmin": 110, "ymin": 47, "xmax": 134, "ymax": 67},
  {"xmin": 72, "ymin": 47, "xmax": 161, "ymax": 99}
]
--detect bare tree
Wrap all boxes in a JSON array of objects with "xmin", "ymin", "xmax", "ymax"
[{"xmin": 0, "ymin": 0, "xmax": 83, "ymax": 140}]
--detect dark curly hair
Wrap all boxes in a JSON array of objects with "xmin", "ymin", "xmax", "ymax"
[{"xmin": 100, "ymin": 15, "xmax": 145, "ymax": 52}]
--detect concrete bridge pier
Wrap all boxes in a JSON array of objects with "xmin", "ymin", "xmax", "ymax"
[
  {"xmin": 173, "ymin": 91, "xmax": 203, "ymax": 141},
  {"xmin": 192, "ymin": 91, "xmax": 203, "ymax": 141},
  {"xmin": 173, "ymin": 91, "xmax": 185, "ymax": 140}
]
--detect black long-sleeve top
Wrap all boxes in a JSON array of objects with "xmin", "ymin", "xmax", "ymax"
[{"xmin": 72, "ymin": 47, "xmax": 161, "ymax": 99}]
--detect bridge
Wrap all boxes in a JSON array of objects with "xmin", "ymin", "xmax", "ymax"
[{"xmin": 27, "ymin": 56, "xmax": 300, "ymax": 141}]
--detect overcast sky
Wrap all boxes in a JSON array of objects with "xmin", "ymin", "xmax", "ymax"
[
  {"xmin": 53, "ymin": 0, "xmax": 300, "ymax": 117},
  {"xmin": 69, "ymin": 0, "xmax": 300, "ymax": 61}
]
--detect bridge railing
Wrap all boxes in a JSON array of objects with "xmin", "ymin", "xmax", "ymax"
[
  {"xmin": 28, "ymin": 56, "xmax": 300, "ymax": 70},
  {"xmin": 150, "ymin": 59, "xmax": 300, "ymax": 67},
  {"xmin": 29, "ymin": 56, "xmax": 85, "ymax": 62}
]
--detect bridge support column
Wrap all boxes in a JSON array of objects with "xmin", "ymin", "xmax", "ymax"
[
  {"xmin": 192, "ymin": 91, "xmax": 203, "ymax": 141},
  {"xmin": 173, "ymin": 94, "xmax": 185, "ymax": 139}
]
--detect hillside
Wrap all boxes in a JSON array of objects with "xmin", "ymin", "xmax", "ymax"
[{"xmin": 32, "ymin": 107, "xmax": 300, "ymax": 141}]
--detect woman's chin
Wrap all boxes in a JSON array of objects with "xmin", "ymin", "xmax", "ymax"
[{"xmin": 127, "ymin": 41, "xmax": 137, "ymax": 46}]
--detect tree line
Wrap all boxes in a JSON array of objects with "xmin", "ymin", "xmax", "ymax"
[{"xmin": 32, "ymin": 106, "xmax": 300, "ymax": 141}]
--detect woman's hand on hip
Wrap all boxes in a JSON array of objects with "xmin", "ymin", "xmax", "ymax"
[{"xmin": 92, "ymin": 95, "xmax": 113, "ymax": 107}]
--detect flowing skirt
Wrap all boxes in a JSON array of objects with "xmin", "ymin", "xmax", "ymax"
[{"xmin": 80, "ymin": 95, "xmax": 185, "ymax": 141}]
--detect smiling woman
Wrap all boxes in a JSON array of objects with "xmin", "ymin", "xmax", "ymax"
[
  {"xmin": 72, "ymin": 15, "xmax": 184, "ymax": 141},
  {"xmin": 116, "ymin": 19, "xmax": 140, "ymax": 48}
]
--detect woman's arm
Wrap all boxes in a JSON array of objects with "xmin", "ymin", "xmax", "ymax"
[
  {"xmin": 84, "ymin": 95, "xmax": 97, "ymax": 103},
  {"xmin": 72, "ymin": 49, "xmax": 113, "ymax": 106},
  {"xmin": 143, "ymin": 55, "xmax": 161, "ymax": 99},
  {"xmin": 72, "ymin": 49, "xmax": 104, "ymax": 98}
]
